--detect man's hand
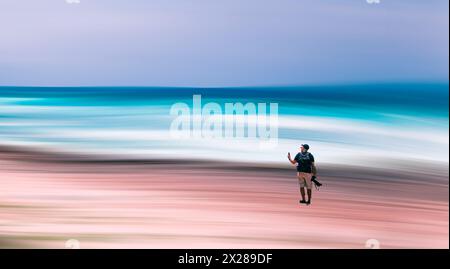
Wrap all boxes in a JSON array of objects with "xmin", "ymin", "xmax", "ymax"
[{"xmin": 288, "ymin": 152, "xmax": 296, "ymax": 165}]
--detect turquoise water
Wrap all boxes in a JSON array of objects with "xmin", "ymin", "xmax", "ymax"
[{"xmin": 0, "ymin": 83, "xmax": 448, "ymax": 166}]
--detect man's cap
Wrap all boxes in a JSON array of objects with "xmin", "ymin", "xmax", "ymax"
[{"xmin": 301, "ymin": 144, "xmax": 310, "ymax": 150}]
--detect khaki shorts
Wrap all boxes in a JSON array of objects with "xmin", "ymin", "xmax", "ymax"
[{"xmin": 297, "ymin": 172, "xmax": 313, "ymax": 190}]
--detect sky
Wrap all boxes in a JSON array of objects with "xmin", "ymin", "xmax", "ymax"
[{"xmin": 0, "ymin": 0, "xmax": 448, "ymax": 87}]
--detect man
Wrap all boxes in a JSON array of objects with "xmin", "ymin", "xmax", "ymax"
[{"xmin": 287, "ymin": 144, "xmax": 317, "ymax": 205}]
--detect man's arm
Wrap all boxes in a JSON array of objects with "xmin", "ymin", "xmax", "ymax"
[
  {"xmin": 287, "ymin": 152, "xmax": 297, "ymax": 165},
  {"xmin": 311, "ymin": 162, "xmax": 317, "ymax": 176}
]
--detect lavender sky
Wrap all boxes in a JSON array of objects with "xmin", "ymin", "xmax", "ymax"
[{"xmin": 0, "ymin": 0, "xmax": 448, "ymax": 86}]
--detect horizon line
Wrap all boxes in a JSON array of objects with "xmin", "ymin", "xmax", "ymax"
[{"xmin": 0, "ymin": 81, "xmax": 448, "ymax": 89}]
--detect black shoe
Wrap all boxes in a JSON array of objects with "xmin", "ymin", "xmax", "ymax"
[
  {"xmin": 306, "ymin": 201, "xmax": 311, "ymax": 205},
  {"xmin": 299, "ymin": 200, "xmax": 307, "ymax": 204}
]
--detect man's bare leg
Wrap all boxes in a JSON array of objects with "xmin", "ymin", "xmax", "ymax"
[
  {"xmin": 307, "ymin": 189, "xmax": 312, "ymax": 204},
  {"xmin": 300, "ymin": 187, "xmax": 306, "ymax": 203}
]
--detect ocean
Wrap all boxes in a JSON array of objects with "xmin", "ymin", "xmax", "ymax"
[{"xmin": 0, "ymin": 83, "xmax": 448, "ymax": 166}]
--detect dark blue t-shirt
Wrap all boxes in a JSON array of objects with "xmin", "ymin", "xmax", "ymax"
[{"xmin": 294, "ymin": 152, "xmax": 315, "ymax": 173}]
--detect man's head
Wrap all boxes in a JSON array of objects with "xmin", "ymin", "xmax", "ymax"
[{"xmin": 300, "ymin": 144, "xmax": 310, "ymax": 153}]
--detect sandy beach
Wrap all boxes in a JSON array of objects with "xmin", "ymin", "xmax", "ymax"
[{"xmin": 0, "ymin": 145, "xmax": 448, "ymax": 249}]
